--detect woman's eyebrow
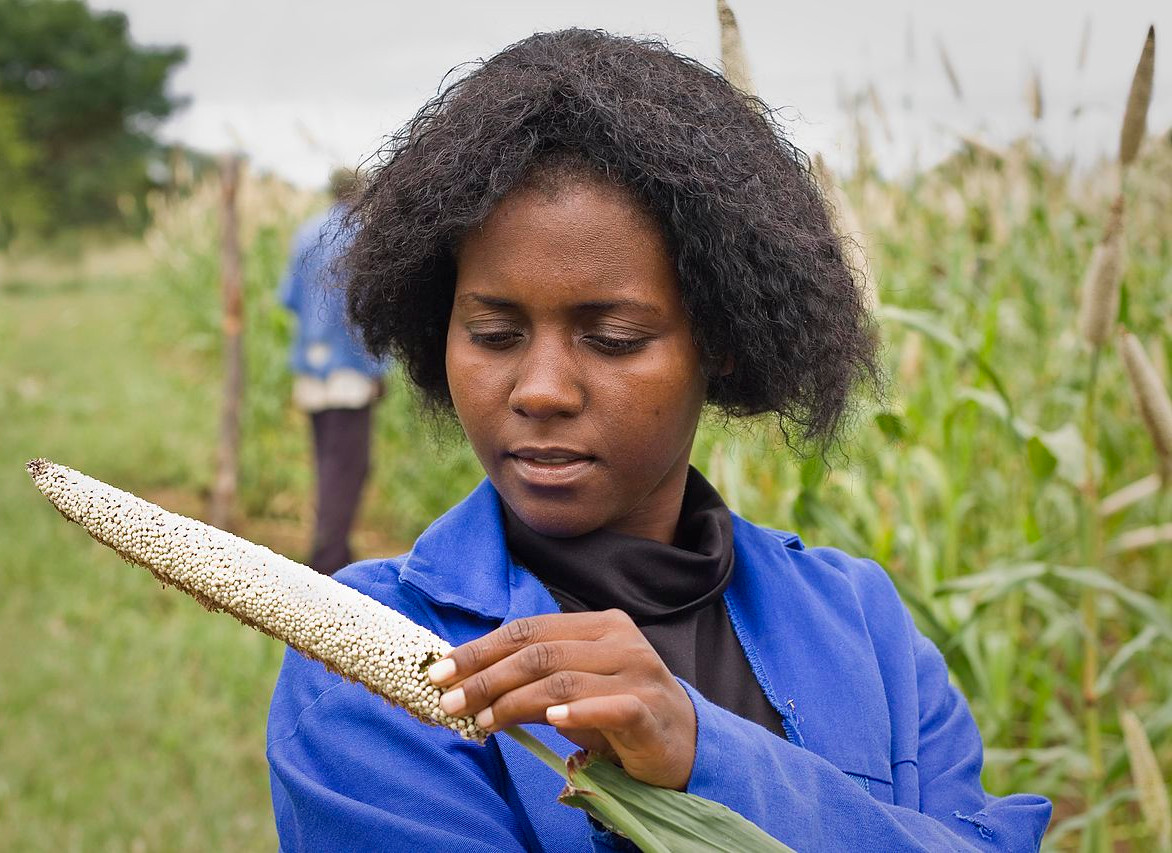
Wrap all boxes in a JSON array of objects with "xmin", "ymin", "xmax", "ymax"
[{"xmin": 457, "ymin": 292, "xmax": 516, "ymax": 309}]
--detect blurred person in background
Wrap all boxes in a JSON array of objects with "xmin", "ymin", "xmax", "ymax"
[{"xmin": 279, "ymin": 167, "xmax": 387, "ymax": 575}]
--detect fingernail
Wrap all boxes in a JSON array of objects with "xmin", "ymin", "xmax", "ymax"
[
  {"xmin": 475, "ymin": 706, "xmax": 495, "ymax": 729},
  {"xmin": 439, "ymin": 687, "xmax": 465, "ymax": 715},
  {"xmin": 428, "ymin": 658, "xmax": 457, "ymax": 684},
  {"xmin": 546, "ymin": 704, "xmax": 569, "ymax": 723}
]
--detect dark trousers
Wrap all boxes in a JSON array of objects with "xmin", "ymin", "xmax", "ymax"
[{"xmin": 309, "ymin": 405, "xmax": 373, "ymax": 575}]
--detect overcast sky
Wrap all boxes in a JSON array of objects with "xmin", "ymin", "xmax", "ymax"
[{"xmin": 94, "ymin": 0, "xmax": 1168, "ymax": 188}]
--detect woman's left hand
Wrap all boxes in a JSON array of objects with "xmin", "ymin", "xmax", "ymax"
[{"xmin": 427, "ymin": 609, "xmax": 697, "ymax": 790}]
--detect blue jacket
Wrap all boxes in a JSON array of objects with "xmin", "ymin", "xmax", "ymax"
[
  {"xmin": 278, "ymin": 204, "xmax": 386, "ymax": 380},
  {"xmin": 267, "ymin": 479, "xmax": 1052, "ymax": 851}
]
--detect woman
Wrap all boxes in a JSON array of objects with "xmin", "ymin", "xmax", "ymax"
[{"xmin": 267, "ymin": 29, "xmax": 1051, "ymax": 851}]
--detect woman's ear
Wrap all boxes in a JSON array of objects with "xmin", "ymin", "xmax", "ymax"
[{"xmin": 719, "ymin": 353, "xmax": 735, "ymax": 377}]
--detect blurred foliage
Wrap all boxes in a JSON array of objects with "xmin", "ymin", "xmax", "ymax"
[
  {"xmin": 0, "ymin": 0, "xmax": 187, "ymax": 243},
  {"xmin": 0, "ymin": 92, "xmax": 42, "ymax": 236}
]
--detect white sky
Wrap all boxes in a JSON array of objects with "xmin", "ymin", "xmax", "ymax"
[{"xmin": 94, "ymin": 0, "xmax": 1168, "ymax": 188}]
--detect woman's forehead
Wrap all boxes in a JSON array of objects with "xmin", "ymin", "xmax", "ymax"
[{"xmin": 454, "ymin": 182, "xmax": 678, "ymax": 307}]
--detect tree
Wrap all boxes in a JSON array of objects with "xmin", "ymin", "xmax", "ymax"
[
  {"xmin": 0, "ymin": 0, "xmax": 186, "ymax": 236},
  {"xmin": 0, "ymin": 92, "xmax": 42, "ymax": 243}
]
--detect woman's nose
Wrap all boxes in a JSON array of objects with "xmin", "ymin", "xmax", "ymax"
[{"xmin": 508, "ymin": 338, "xmax": 584, "ymax": 420}]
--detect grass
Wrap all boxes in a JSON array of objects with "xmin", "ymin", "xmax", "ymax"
[{"xmin": 0, "ymin": 259, "xmax": 280, "ymax": 851}]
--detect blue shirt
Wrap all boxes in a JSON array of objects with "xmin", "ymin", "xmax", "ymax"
[
  {"xmin": 278, "ymin": 204, "xmax": 386, "ymax": 380},
  {"xmin": 267, "ymin": 479, "xmax": 1052, "ymax": 851}
]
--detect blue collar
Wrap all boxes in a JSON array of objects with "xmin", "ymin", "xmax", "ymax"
[{"xmin": 398, "ymin": 479, "xmax": 539, "ymax": 621}]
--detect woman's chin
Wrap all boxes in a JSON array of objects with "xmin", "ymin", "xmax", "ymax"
[{"xmin": 499, "ymin": 496, "xmax": 602, "ymax": 539}]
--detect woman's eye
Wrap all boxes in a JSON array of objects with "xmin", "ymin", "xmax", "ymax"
[
  {"xmin": 468, "ymin": 330, "xmax": 522, "ymax": 349},
  {"xmin": 586, "ymin": 335, "xmax": 650, "ymax": 355}
]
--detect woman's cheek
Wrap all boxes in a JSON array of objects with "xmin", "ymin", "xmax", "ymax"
[{"xmin": 449, "ymin": 345, "xmax": 506, "ymax": 410}]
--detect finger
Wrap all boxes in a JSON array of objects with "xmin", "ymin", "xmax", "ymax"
[
  {"xmin": 436, "ymin": 640, "xmax": 629, "ymax": 718},
  {"xmin": 545, "ymin": 694, "xmax": 659, "ymax": 750},
  {"xmin": 472, "ymin": 671, "xmax": 616, "ymax": 732},
  {"xmin": 429, "ymin": 610, "xmax": 631, "ymax": 686},
  {"xmin": 549, "ymin": 695, "xmax": 694, "ymax": 790}
]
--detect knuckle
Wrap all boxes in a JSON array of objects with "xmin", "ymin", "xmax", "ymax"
[
  {"xmin": 525, "ymin": 642, "xmax": 560, "ymax": 676},
  {"xmin": 464, "ymin": 672, "xmax": 489, "ymax": 703},
  {"xmin": 630, "ymin": 697, "xmax": 655, "ymax": 729},
  {"xmin": 547, "ymin": 670, "xmax": 581, "ymax": 702},
  {"xmin": 610, "ymin": 695, "xmax": 642, "ymax": 727},
  {"xmin": 636, "ymin": 646, "xmax": 663, "ymax": 672},
  {"xmin": 604, "ymin": 608, "xmax": 634, "ymax": 630},
  {"xmin": 465, "ymin": 643, "xmax": 487, "ymax": 670},
  {"xmin": 503, "ymin": 617, "xmax": 538, "ymax": 646}
]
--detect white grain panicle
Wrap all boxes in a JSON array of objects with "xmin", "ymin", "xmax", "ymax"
[{"xmin": 26, "ymin": 458, "xmax": 486, "ymax": 742}]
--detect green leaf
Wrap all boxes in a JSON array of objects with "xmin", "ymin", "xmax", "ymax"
[
  {"xmin": 937, "ymin": 561, "xmax": 1048, "ymax": 594},
  {"xmin": 561, "ymin": 752, "xmax": 796, "ymax": 853},
  {"xmin": 888, "ymin": 572, "xmax": 982, "ymax": 700},
  {"xmin": 1050, "ymin": 565, "xmax": 1172, "ymax": 640},
  {"xmin": 944, "ymin": 562, "xmax": 1172, "ymax": 641},
  {"xmin": 874, "ymin": 410, "xmax": 908, "ymax": 442},
  {"xmin": 954, "ymin": 388, "xmax": 1089, "ymax": 487},
  {"xmin": 501, "ymin": 729, "xmax": 795, "ymax": 852},
  {"xmin": 799, "ymin": 454, "xmax": 827, "ymax": 491},
  {"xmin": 1026, "ymin": 435, "xmax": 1057, "ymax": 480},
  {"xmin": 880, "ymin": 305, "xmax": 1016, "ymax": 420},
  {"xmin": 1096, "ymin": 626, "xmax": 1163, "ymax": 695},
  {"xmin": 1034, "ymin": 423, "xmax": 1089, "ymax": 489}
]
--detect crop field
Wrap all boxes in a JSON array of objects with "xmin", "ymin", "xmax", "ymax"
[{"xmin": 3, "ymin": 102, "xmax": 1170, "ymax": 853}]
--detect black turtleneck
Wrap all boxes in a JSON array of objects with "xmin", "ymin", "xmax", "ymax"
[{"xmin": 502, "ymin": 466, "xmax": 787, "ymax": 740}]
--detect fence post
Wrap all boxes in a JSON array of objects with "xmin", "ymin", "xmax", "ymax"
[{"xmin": 210, "ymin": 153, "xmax": 244, "ymax": 530}]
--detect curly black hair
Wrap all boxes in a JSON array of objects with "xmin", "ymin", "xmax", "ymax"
[{"xmin": 344, "ymin": 28, "xmax": 880, "ymax": 446}]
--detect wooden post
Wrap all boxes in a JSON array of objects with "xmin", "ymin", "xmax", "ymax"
[{"xmin": 210, "ymin": 154, "xmax": 244, "ymax": 530}]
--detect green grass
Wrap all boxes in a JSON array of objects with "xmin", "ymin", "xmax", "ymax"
[{"xmin": 0, "ymin": 267, "xmax": 281, "ymax": 851}]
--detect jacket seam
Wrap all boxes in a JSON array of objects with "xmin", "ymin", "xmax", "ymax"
[{"xmin": 723, "ymin": 592, "xmax": 805, "ymax": 748}]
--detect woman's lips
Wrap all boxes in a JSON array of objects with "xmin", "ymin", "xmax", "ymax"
[{"xmin": 507, "ymin": 453, "xmax": 595, "ymax": 487}]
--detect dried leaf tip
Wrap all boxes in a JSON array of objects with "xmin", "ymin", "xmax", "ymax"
[
  {"xmin": 1026, "ymin": 67, "xmax": 1043, "ymax": 121},
  {"xmin": 716, "ymin": 0, "xmax": 757, "ymax": 99},
  {"xmin": 937, "ymin": 38, "xmax": 964, "ymax": 102},
  {"xmin": 1120, "ymin": 25, "xmax": 1155, "ymax": 167}
]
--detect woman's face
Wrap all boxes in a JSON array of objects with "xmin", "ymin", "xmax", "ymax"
[{"xmin": 446, "ymin": 179, "xmax": 707, "ymax": 542}]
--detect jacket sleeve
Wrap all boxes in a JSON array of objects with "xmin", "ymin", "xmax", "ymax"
[
  {"xmin": 267, "ymin": 647, "xmax": 532, "ymax": 852},
  {"xmin": 678, "ymin": 626, "xmax": 1052, "ymax": 852}
]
